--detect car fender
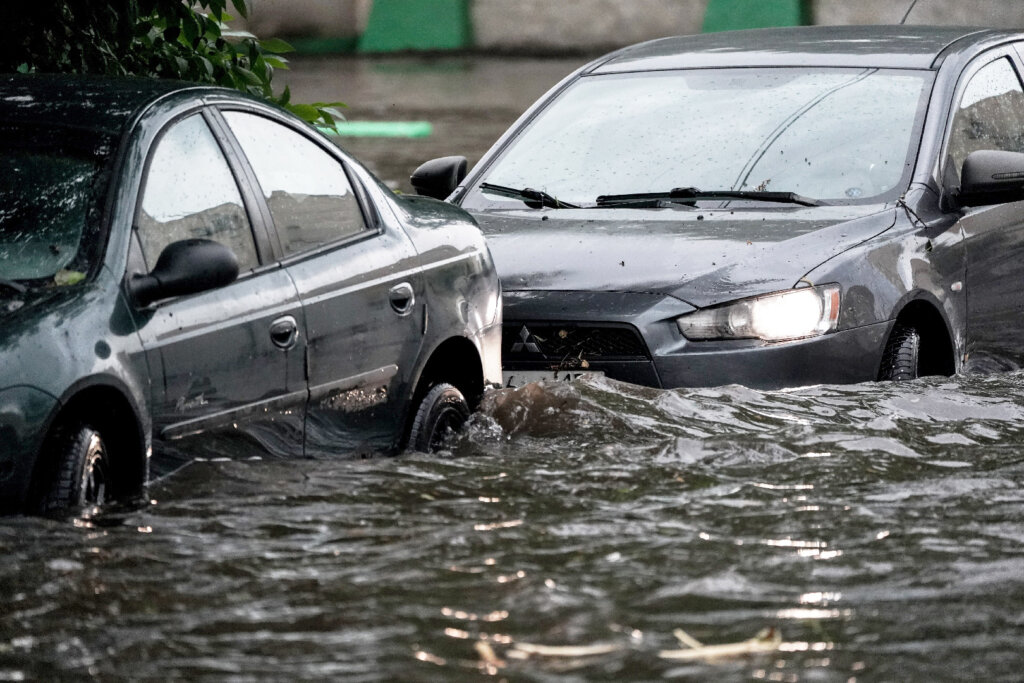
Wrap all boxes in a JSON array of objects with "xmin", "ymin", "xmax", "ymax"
[{"xmin": 801, "ymin": 191, "xmax": 966, "ymax": 364}]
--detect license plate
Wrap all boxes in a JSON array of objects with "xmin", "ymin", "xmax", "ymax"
[{"xmin": 502, "ymin": 370, "xmax": 603, "ymax": 388}]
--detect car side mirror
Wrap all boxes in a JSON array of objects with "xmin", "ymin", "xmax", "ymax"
[
  {"xmin": 410, "ymin": 156, "xmax": 467, "ymax": 200},
  {"xmin": 128, "ymin": 238, "xmax": 239, "ymax": 307},
  {"xmin": 958, "ymin": 149, "xmax": 1024, "ymax": 207}
]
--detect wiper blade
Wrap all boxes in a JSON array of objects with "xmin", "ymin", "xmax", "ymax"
[
  {"xmin": 0, "ymin": 279, "xmax": 26, "ymax": 294},
  {"xmin": 479, "ymin": 182, "xmax": 578, "ymax": 209},
  {"xmin": 596, "ymin": 187, "xmax": 823, "ymax": 207}
]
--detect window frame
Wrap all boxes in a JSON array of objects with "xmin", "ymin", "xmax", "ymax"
[
  {"xmin": 939, "ymin": 49, "xmax": 1024, "ymax": 192},
  {"xmin": 210, "ymin": 105, "xmax": 383, "ymax": 265},
  {"xmin": 132, "ymin": 107, "xmax": 271, "ymax": 276}
]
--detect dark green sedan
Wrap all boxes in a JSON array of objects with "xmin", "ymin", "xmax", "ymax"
[{"xmin": 0, "ymin": 75, "xmax": 502, "ymax": 515}]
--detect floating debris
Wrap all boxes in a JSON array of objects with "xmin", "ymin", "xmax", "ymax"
[
  {"xmin": 507, "ymin": 642, "xmax": 621, "ymax": 659},
  {"xmin": 658, "ymin": 627, "xmax": 782, "ymax": 661}
]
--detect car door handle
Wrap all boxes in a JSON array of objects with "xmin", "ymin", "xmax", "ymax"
[
  {"xmin": 269, "ymin": 315, "xmax": 299, "ymax": 349},
  {"xmin": 388, "ymin": 282, "xmax": 415, "ymax": 315}
]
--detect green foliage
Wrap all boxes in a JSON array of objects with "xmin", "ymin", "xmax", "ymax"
[{"xmin": 0, "ymin": 0, "xmax": 344, "ymax": 128}]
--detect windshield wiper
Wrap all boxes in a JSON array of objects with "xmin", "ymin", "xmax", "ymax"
[
  {"xmin": 596, "ymin": 186, "xmax": 823, "ymax": 208},
  {"xmin": 0, "ymin": 279, "xmax": 26, "ymax": 294},
  {"xmin": 479, "ymin": 182, "xmax": 578, "ymax": 209}
]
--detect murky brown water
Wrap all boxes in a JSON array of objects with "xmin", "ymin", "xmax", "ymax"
[{"xmin": 3, "ymin": 57, "xmax": 1024, "ymax": 681}]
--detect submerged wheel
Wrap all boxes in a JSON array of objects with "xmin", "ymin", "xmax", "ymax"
[
  {"xmin": 408, "ymin": 383, "xmax": 471, "ymax": 452},
  {"xmin": 35, "ymin": 421, "xmax": 110, "ymax": 515},
  {"xmin": 879, "ymin": 323, "xmax": 921, "ymax": 381}
]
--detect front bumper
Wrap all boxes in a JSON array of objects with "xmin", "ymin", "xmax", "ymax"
[{"xmin": 501, "ymin": 290, "xmax": 891, "ymax": 390}]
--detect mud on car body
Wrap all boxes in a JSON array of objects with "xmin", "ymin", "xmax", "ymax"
[
  {"xmin": 414, "ymin": 25, "xmax": 1024, "ymax": 389},
  {"xmin": 0, "ymin": 75, "xmax": 501, "ymax": 514}
]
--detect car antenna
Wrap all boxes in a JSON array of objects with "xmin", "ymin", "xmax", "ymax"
[{"xmin": 900, "ymin": 0, "xmax": 921, "ymax": 24}]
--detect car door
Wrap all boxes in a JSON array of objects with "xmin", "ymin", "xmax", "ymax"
[
  {"xmin": 946, "ymin": 53, "xmax": 1024, "ymax": 370},
  {"xmin": 219, "ymin": 110, "xmax": 424, "ymax": 457},
  {"xmin": 130, "ymin": 111, "xmax": 307, "ymax": 466}
]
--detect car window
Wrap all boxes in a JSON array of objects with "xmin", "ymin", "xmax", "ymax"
[
  {"xmin": 222, "ymin": 112, "xmax": 367, "ymax": 257},
  {"xmin": 947, "ymin": 57, "xmax": 1024, "ymax": 183},
  {"xmin": 137, "ymin": 114, "xmax": 258, "ymax": 272}
]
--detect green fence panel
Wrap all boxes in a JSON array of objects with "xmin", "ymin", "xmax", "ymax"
[
  {"xmin": 358, "ymin": 0, "xmax": 471, "ymax": 53},
  {"xmin": 702, "ymin": 0, "xmax": 810, "ymax": 32}
]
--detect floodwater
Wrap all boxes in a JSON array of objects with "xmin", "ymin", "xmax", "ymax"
[
  {"xmin": 4, "ymin": 57, "xmax": 1024, "ymax": 681},
  {"xmin": 4, "ymin": 375, "xmax": 1024, "ymax": 680}
]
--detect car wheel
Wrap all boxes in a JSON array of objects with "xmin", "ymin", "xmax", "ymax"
[
  {"xmin": 879, "ymin": 323, "xmax": 920, "ymax": 381},
  {"xmin": 408, "ymin": 383, "xmax": 471, "ymax": 452},
  {"xmin": 35, "ymin": 421, "xmax": 109, "ymax": 515}
]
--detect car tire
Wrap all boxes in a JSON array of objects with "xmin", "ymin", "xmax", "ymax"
[
  {"xmin": 879, "ymin": 323, "xmax": 920, "ymax": 381},
  {"xmin": 34, "ymin": 421, "xmax": 109, "ymax": 515},
  {"xmin": 408, "ymin": 383, "xmax": 471, "ymax": 452}
]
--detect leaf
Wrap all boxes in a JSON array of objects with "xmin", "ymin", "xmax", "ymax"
[
  {"xmin": 316, "ymin": 106, "xmax": 347, "ymax": 122},
  {"xmin": 263, "ymin": 56, "xmax": 289, "ymax": 70},
  {"xmin": 222, "ymin": 29, "xmax": 258, "ymax": 42},
  {"xmin": 258, "ymin": 37, "xmax": 294, "ymax": 54},
  {"xmin": 287, "ymin": 103, "xmax": 321, "ymax": 122},
  {"xmin": 230, "ymin": 0, "xmax": 249, "ymax": 19}
]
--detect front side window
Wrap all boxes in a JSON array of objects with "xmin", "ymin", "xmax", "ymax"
[
  {"xmin": 138, "ymin": 114, "xmax": 258, "ymax": 271},
  {"xmin": 222, "ymin": 112, "xmax": 367, "ymax": 257},
  {"xmin": 947, "ymin": 57, "xmax": 1024, "ymax": 183},
  {"xmin": 463, "ymin": 67, "xmax": 932, "ymax": 208}
]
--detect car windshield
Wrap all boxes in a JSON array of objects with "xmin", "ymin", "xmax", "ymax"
[
  {"xmin": 463, "ymin": 67, "xmax": 932, "ymax": 209},
  {"xmin": 0, "ymin": 124, "xmax": 113, "ymax": 284}
]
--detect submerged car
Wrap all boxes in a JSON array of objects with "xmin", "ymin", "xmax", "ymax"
[
  {"xmin": 414, "ymin": 25, "xmax": 1024, "ymax": 389},
  {"xmin": 0, "ymin": 75, "xmax": 501, "ymax": 514}
]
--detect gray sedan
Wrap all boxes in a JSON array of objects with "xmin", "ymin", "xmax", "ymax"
[{"xmin": 414, "ymin": 25, "xmax": 1024, "ymax": 389}]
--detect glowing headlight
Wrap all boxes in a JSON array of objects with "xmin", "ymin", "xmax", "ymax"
[{"xmin": 677, "ymin": 285, "xmax": 841, "ymax": 342}]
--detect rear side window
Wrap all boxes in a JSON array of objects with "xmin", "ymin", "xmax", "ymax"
[
  {"xmin": 138, "ymin": 114, "xmax": 259, "ymax": 272},
  {"xmin": 222, "ymin": 112, "xmax": 367, "ymax": 257},
  {"xmin": 947, "ymin": 57, "xmax": 1024, "ymax": 182}
]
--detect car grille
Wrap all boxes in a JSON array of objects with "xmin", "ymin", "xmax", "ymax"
[{"xmin": 502, "ymin": 322, "xmax": 650, "ymax": 367}]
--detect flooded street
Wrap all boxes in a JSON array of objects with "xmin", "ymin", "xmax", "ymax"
[
  {"xmin": 4, "ymin": 57, "xmax": 1024, "ymax": 681},
  {"xmin": 5, "ymin": 374, "xmax": 1024, "ymax": 680}
]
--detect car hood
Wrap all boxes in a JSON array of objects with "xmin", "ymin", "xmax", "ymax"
[
  {"xmin": 0, "ymin": 287, "xmax": 74, "ymax": 325},
  {"xmin": 473, "ymin": 204, "xmax": 897, "ymax": 308}
]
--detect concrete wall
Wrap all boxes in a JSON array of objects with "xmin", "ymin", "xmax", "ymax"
[
  {"xmin": 471, "ymin": 0, "xmax": 706, "ymax": 53},
  {"xmin": 242, "ymin": 0, "xmax": 370, "ymax": 38},
  {"xmin": 238, "ymin": 0, "xmax": 1024, "ymax": 51},
  {"xmin": 814, "ymin": 0, "xmax": 1024, "ymax": 27}
]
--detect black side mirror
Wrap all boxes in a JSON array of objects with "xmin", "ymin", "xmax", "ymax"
[
  {"xmin": 958, "ymin": 149, "xmax": 1024, "ymax": 207},
  {"xmin": 128, "ymin": 238, "xmax": 239, "ymax": 307},
  {"xmin": 410, "ymin": 156, "xmax": 467, "ymax": 200}
]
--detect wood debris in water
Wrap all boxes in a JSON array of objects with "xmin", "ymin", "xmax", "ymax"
[
  {"xmin": 506, "ymin": 642, "xmax": 621, "ymax": 659},
  {"xmin": 658, "ymin": 627, "xmax": 782, "ymax": 661},
  {"xmin": 470, "ymin": 626, "xmax": 785, "ymax": 670}
]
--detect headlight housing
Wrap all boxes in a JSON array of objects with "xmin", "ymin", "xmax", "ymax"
[{"xmin": 677, "ymin": 285, "xmax": 840, "ymax": 342}]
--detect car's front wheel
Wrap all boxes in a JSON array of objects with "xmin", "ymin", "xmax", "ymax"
[
  {"xmin": 34, "ymin": 421, "xmax": 109, "ymax": 515},
  {"xmin": 879, "ymin": 323, "xmax": 920, "ymax": 381},
  {"xmin": 407, "ymin": 383, "xmax": 471, "ymax": 452}
]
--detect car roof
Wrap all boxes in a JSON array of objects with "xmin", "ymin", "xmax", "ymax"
[
  {"xmin": 588, "ymin": 25, "xmax": 1024, "ymax": 74},
  {"xmin": 0, "ymin": 74, "xmax": 225, "ymax": 136}
]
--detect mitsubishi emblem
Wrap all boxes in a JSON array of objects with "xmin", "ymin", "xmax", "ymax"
[{"xmin": 511, "ymin": 325, "xmax": 542, "ymax": 354}]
